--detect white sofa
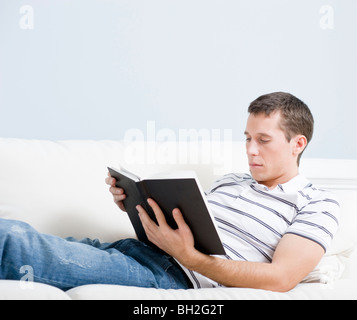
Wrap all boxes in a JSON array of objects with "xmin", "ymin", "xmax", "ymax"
[{"xmin": 0, "ymin": 138, "xmax": 356, "ymax": 300}]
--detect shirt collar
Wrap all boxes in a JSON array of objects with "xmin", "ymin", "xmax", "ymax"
[
  {"xmin": 251, "ymin": 174, "xmax": 310, "ymax": 193},
  {"xmin": 277, "ymin": 174, "xmax": 310, "ymax": 193}
]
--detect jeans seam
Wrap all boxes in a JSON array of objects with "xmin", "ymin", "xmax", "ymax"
[{"xmin": 164, "ymin": 265, "xmax": 178, "ymax": 289}]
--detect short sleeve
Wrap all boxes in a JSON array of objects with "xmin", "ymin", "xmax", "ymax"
[{"xmin": 285, "ymin": 191, "xmax": 340, "ymax": 252}]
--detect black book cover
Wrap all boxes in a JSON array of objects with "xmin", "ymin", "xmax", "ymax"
[{"xmin": 108, "ymin": 167, "xmax": 225, "ymax": 255}]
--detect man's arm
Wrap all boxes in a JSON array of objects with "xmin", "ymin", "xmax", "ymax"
[
  {"xmin": 137, "ymin": 199, "xmax": 325, "ymax": 292},
  {"xmin": 182, "ymin": 233, "xmax": 324, "ymax": 292}
]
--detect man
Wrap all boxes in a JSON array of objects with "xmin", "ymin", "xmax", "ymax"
[
  {"xmin": 0, "ymin": 92, "xmax": 339, "ymax": 292},
  {"xmin": 108, "ymin": 92, "xmax": 340, "ymax": 291}
]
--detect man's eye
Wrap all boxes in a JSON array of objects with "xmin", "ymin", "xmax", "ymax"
[
  {"xmin": 245, "ymin": 138, "xmax": 251, "ymax": 142},
  {"xmin": 260, "ymin": 139, "xmax": 270, "ymax": 144}
]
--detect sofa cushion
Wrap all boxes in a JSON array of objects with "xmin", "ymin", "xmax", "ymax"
[
  {"xmin": 0, "ymin": 138, "xmax": 246, "ymax": 241},
  {"xmin": 66, "ymin": 281, "xmax": 357, "ymax": 300},
  {"xmin": 0, "ymin": 138, "xmax": 136, "ymax": 242},
  {"xmin": 0, "ymin": 280, "xmax": 70, "ymax": 300}
]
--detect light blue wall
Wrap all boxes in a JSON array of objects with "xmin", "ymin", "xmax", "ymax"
[{"xmin": 0, "ymin": 0, "xmax": 356, "ymax": 159}]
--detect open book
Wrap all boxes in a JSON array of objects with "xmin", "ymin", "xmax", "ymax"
[{"xmin": 108, "ymin": 167, "xmax": 225, "ymax": 255}]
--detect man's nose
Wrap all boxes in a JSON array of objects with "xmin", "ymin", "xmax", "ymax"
[{"xmin": 246, "ymin": 141, "xmax": 259, "ymax": 156}]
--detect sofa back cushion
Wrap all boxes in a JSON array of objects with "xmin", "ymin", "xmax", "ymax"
[{"xmin": 0, "ymin": 138, "xmax": 248, "ymax": 241}]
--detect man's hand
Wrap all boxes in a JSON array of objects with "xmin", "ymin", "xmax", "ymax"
[
  {"xmin": 137, "ymin": 198, "xmax": 201, "ymax": 267},
  {"xmin": 105, "ymin": 172, "xmax": 127, "ymax": 212},
  {"xmin": 135, "ymin": 198, "xmax": 325, "ymax": 292}
]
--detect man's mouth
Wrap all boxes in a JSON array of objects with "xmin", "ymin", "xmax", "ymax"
[{"xmin": 249, "ymin": 163, "xmax": 263, "ymax": 168}]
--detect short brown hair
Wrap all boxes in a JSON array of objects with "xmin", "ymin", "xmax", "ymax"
[{"xmin": 248, "ymin": 92, "xmax": 314, "ymax": 165}]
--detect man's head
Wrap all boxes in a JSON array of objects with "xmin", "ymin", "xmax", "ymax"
[{"xmin": 244, "ymin": 92, "xmax": 314, "ymax": 188}]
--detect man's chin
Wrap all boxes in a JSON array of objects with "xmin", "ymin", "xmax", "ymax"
[{"xmin": 249, "ymin": 170, "xmax": 265, "ymax": 182}]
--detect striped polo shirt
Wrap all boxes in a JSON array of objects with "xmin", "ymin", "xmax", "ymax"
[{"xmin": 182, "ymin": 173, "xmax": 340, "ymax": 289}]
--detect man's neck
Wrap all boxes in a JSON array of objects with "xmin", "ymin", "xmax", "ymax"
[{"xmin": 260, "ymin": 169, "xmax": 299, "ymax": 190}]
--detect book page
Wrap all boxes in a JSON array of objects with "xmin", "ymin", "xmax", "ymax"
[{"xmin": 110, "ymin": 166, "xmax": 141, "ymax": 182}]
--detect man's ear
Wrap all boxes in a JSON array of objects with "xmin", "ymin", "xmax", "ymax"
[{"xmin": 293, "ymin": 135, "xmax": 308, "ymax": 157}]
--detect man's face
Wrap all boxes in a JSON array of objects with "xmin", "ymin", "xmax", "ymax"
[{"xmin": 244, "ymin": 111, "xmax": 299, "ymax": 189}]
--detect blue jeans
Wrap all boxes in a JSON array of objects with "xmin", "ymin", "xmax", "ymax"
[{"xmin": 0, "ymin": 218, "xmax": 192, "ymax": 291}]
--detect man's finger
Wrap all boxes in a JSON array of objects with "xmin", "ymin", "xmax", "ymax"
[
  {"xmin": 172, "ymin": 208, "xmax": 188, "ymax": 230},
  {"xmin": 137, "ymin": 205, "xmax": 151, "ymax": 226},
  {"xmin": 147, "ymin": 198, "xmax": 168, "ymax": 227},
  {"xmin": 137, "ymin": 204, "xmax": 158, "ymax": 241}
]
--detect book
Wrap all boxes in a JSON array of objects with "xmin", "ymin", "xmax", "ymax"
[{"xmin": 107, "ymin": 167, "xmax": 225, "ymax": 255}]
